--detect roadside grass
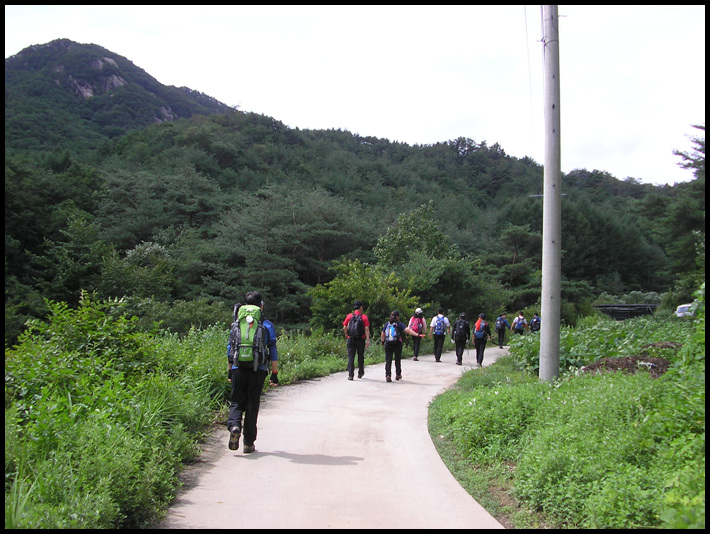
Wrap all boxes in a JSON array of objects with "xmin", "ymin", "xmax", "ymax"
[
  {"xmin": 4, "ymin": 297, "xmax": 432, "ymax": 528},
  {"xmin": 428, "ymin": 307, "xmax": 704, "ymax": 529},
  {"xmin": 6, "ymin": 291, "xmax": 703, "ymax": 528}
]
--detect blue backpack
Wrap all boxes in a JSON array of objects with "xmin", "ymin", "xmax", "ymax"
[
  {"xmin": 384, "ymin": 323, "xmax": 401, "ymax": 342},
  {"xmin": 434, "ymin": 316, "xmax": 446, "ymax": 335}
]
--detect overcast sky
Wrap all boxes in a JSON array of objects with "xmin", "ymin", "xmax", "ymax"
[{"xmin": 5, "ymin": 5, "xmax": 705, "ymax": 186}]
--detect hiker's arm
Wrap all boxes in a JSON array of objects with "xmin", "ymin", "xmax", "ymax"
[
  {"xmin": 269, "ymin": 358, "xmax": 279, "ymax": 385},
  {"xmin": 265, "ymin": 322, "xmax": 279, "ymax": 385},
  {"xmin": 404, "ymin": 326, "xmax": 423, "ymax": 337}
]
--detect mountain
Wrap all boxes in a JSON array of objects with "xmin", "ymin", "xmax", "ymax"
[
  {"xmin": 5, "ymin": 38, "xmax": 704, "ymax": 345},
  {"xmin": 5, "ymin": 38, "xmax": 232, "ymax": 153}
]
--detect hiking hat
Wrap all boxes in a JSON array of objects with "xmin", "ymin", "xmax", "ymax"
[
  {"xmin": 479, "ymin": 313, "xmax": 485, "ymax": 319},
  {"xmin": 415, "ymin": 308, "xmax": 423, "ymax": 314},
  {"xmin": 459, "ymin": 312, "xmax": 467, "ymax": 319},
  {"xmin": 353, "ymin": 301, "xmax": 363, "ymax": 310}
]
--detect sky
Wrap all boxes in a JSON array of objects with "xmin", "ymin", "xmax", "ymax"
[{"xmin": 5, "ymin": 5, "xmax": 705, "ymax": 186}]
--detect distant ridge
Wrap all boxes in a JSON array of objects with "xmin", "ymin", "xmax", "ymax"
[{"xmin": 5, "ymin": 38, "xmax": 233, "ymax": 152}]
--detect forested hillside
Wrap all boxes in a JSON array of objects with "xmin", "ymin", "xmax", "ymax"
[
  {"xmin": 5, "ymin": 40, "xmax": 706, "ymax": 345},
  {"xmin": 5, "ymin": 38, "xmax": 231, "ymax": 153}
]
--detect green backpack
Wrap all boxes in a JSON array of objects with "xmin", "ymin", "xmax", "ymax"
[{"xmin": 228, "ymin": 304, "xmax": 268, "ymax": 370}]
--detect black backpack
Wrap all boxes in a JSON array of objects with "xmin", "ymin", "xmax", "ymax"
[
  {"xmin": 453, "ymin": 320, "xmax": 468, "ymax": 341},
  {"xmin": 347, "ymin": 313, "xmax": 365, "ymax": 338}
]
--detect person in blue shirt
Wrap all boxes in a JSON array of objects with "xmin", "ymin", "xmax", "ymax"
[
  {"xmin": 428, "ymin": 308, "xmax": 451, "ymax": 362},
  {"xmin": 226, "ymin": 291, "xmax": 279, "ymax": 454},
  {"xmin": 380, "ymin": 310, "xmax": 424, "ymax": 382},
  {"xmin": 530, "ymin": 312, "xmax": 541, "ymax": 333},
  {"xmin": 494, "ymin": 313, "xmax": 511, "ymax": 349}
]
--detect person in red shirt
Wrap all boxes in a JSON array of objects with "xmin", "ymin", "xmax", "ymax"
[{"xmin": 342, "ymin": 301, "xmax": 371, "ymax": 380}]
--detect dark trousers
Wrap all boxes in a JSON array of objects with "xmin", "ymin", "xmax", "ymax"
[
  {"xmin": 384, "ymin": 341, "xmax": 403, "ymax": 377},
  {"xmin": 347, "ymin": 337, "xmax": 365, "ymax": 378},
  {"xmin": 433, "ymin": 334, "xmax": 446, "ymax": 361},
  {"xmin": 455, "ymin": 340, "xmax": 467, "ymax": 364},
  {"xmin": 474, "ymin": 337, "xmax": 488, "ymax": 365},
  {"xmin": 412, "ymin": 335, "xmax": 423, "ymax": 358},
  {"xmin": 496, "ymin": 328, "xmax": 506, "ymax": 347},
  {"xmin": 227, "ymin": 367, "xmax": 268, "ymax": 446}
]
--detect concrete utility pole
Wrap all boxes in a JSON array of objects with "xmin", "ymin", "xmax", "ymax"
[{"xmin": 539, "ymin": 5, "xmax": 561, "ymax": 382}]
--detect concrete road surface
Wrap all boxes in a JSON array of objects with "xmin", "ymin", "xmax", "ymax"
[{"xmin": 160, "ymin": 346, "xmax": 507, "ymax": 529}]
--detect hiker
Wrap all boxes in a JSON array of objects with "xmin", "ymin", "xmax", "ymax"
[
  {"xmin": 451, "ymin": 312, "xmax": 471, "ymax": 365},
  {"xmin": 343, "ymin": 301, "xmax": 371, "ymax": 380},
  {"xmin": 428, "ymin": 308, "xmax": 451, "ymax": 362},
  {"xmin": 226, "ymin": 291, "xmax": 279, "ymax": 454},
  {"xmin": 381, "ymin": 310, "xmax": 425, "ymax": 382},
  {"xmin": 472, "ymin": 313, "xmax": 492, "ymax": 368},
  {"xmin": 511, "ymin": 312, "xmax": 528, "ymax": 335},
  {"xmin": 494, "ymin": 313, "xmax": 511, "ymax": 348},
  {"xmin": 407, "ymin": 308, "xmax": 428, "ymax": 361},
  {"xmin": 530, "ymin": 312, "xmax": 541, "ymax": 333}
]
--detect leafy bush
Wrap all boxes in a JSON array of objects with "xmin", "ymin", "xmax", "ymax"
[
  {"xmin": 4, "ymin": 292, "xmax": 416, "ymax": 528},
  {"xmin": 509, "ymin": 313, "xmax": 695, "ymax": 375},
  {"xmin": 513, "ymin": 371, "xmax": 687, "ymax": 527},
  {"xmin": 4, "ymin": 294, "xmax": 225, "ymax": 528},
  {"xmin": 429, "ymin": 287, "xmax": 705, "ymax": 529}
]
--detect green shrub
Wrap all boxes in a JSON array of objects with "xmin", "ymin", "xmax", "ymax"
[
  {"xmin": 4, "ymin": 295, "xmax": 226, "ymax": 528},
  {"xmin": 509, "ymin": 313, "xmax": 695, "ymax": 375}
]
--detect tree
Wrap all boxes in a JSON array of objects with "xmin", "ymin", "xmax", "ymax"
[
  {"xmin": 673, "ymin": 124, "xmax": 705, "ymax": 180},
  {"xmin": 374, "ymin": 201, "xmax": 457, "ymax": 269},
  {"xmin": 308, "ymin": 259, "xmax": 419, "ymax": 333},
  {"xmin": 32, "ymin": 212, "xmax": 113, "ymax": 305}
]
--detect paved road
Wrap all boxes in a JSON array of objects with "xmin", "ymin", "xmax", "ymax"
[{"xmin": 160, "ymin": 346, "xmax": 507, "ymax": 529}]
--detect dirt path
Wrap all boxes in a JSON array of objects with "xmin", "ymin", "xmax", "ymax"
[{"xmin": 160, "ymin": 346, "xmax": 507, "ymax": 529}]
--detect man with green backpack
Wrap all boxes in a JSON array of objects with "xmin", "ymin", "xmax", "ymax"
[{"xmin": 226, "ymin": 291, "xmax": 279, "ymax": 454}]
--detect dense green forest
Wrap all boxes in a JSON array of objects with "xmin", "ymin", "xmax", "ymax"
[
  {"xmin": 5, "ymin": 38, "xmax": 705, "ymax": 530},
  {"xmin": 5, "ymin": 40, "xmax": 706, "ymax": 346}
]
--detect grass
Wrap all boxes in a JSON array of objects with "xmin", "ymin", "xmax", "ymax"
[
  {"xmin": 5, "ymin": 291, "xmax": 703, "ymax": 528},
  {"xmin": 427, "ymin": 310, "xmax": 705, "ymax": 529}
]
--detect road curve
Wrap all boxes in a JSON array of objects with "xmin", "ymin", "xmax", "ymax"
[{"xmin": 160, "ymin": 346, "xmax": 506, "ymax": 529}]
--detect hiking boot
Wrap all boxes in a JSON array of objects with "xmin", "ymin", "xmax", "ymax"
[
  {"xmin": 395, "ymin": 375, "xmax": 402, "ymax": 381},
  {"xmin": 228, "ymin": 426, "xmax": 241, "ymax": 451},
  {"xmin": 386, "ymin": 376, "xmax": 392, "ymax": 382},
  {"xmin": 358, "ymin": 371, "xmax": 364, "ymax": 379},
  {"xmin": 348, "ymin": 375, "xmax": 354, "ymax": 381},
  {"xmin": 413, "ymin": 357, "xmax": 419, "ymax": 361},
  {"xmin": 243, "ymin": 443, "xmax": 255, "ymax": 454}
]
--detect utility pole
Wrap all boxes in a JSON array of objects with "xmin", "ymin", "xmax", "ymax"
[{"xmin": 539, "ymin": 5, "xmax": 561, "ymax": 382}]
